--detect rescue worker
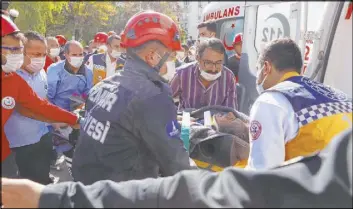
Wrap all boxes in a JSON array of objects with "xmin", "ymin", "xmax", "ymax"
[
  {"xmin": 1, "ymin": 15, "xmax": 82, "ymax": 167},
  {"xmin": 83, "ymin": 33, "xmax": 108, "ymax": 64},
  {"xmin": 159, "ymin": 51, "xmax": 178, "ymax": 82},
  {"xmin": 55, "ymin": 35, "xmax": 67, "ymax": 60},
  {"xmin": 246, "ymin": 38, "xmax": 352, "ymax": 170},
  {"xmin": 71, "ymin": 11, "xmax": 192, "ymax": 185},
  {"xmin": 2, "ymin": 128, "xmax": 352, "ymax": 208},
  {"xmin": 225, "ymin": 33, "xmax": 243, "ymax": 82},
  {"xmin": 94, "ymin": 32, "xmax": 108, "ymax": 54},
  {"xmin": 86, "ymin": 34, "xmax": 126, "ymax": 85},
  {"xmin": 43, "ymin": 37, "xmax": 60, "ymax": 72}
]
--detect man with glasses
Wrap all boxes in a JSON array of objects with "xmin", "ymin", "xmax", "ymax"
[
  {"xmin": 170, "ymin": 38, "xmax": 238, "ymax": 110},
  {"xmin": 86, "ymin": 34, "xmax": 125, "ymax": 85},
  {"xmin": 4, "ymin": 31, "xmax": 53, "ymax": 184}
]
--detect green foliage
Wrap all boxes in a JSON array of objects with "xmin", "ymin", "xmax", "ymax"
[{"xmin": 9, "ymin": 1, "xmax": 182, "ymax": 44}]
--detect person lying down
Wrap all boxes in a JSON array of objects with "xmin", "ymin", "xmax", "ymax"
[{"xmin": 177, "ymin": 105, "xmax": 250, "ymax": 170}]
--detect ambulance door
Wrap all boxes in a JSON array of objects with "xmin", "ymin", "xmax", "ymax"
[
  {"xmin": 218, "ymin": 17, "xmax": 245, "ymax": 58},
  {"xmin": 321, "ymin": 2, "xmax": 352, "ymax": 97},
  {"xmin": 238, "ymin": 2, "xmax": 301, "ymax": 114}
]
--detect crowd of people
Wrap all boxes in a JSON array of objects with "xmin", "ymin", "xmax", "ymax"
[{"xmin": 1, "ymin": 3, "xmax": 352, "ymax": 208}]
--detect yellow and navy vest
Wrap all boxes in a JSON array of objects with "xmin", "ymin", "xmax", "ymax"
[
  {"xmin": 268, "ymin": 74, "xmax": 352, "ymax": 161},
  {"xmin": 92, "ymin": 53, "xmax": 126, "ymax": 85}
]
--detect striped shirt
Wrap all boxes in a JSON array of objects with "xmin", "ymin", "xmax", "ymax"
[{"xmin": 170, "ymin": 62, "xmax": 238, "ymax": 110}]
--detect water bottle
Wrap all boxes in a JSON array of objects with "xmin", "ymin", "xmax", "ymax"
[{"xmin": 181, "ymin": 111, "xmax": 191, "ymax": 152}]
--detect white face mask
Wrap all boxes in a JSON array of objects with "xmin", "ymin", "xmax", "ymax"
[
  {"xmin": 256, "ymin": 66, "xmax": 268, "ymax": 94},
  {"xmin": 162, "ymin": 61, "xmax": 176, "ymax": 81},
  {"xmin": 49, "ymin": 48, "xmax": 60, "ymax": 57},
  {"xmin": 69, "ymin": 56, "xmax": 84, "ymax": 68},
  {"xmin": 110, "ymin": 50, "xmax": 121, "ymax": 59},
  {"xmin": 200, "ymin": 70, "xmax": 222, "ymax": 81},
  {"xmin": 1, "ymin": 53, "xmax": 24, "ymax": 73},
  {"xmin": 199, "ymin": 36, "xmax": 211, "ymax": 43},
  {"xmin": 98, "ymin": 45, "xmax": 107, "ymax": 53},
  {"xmin": 27, "ymin": 57, "xmax": 46, "ymax": 73}
]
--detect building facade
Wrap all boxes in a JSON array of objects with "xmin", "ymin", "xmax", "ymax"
[{"xmin": 178, "ymin": 1, "xmax": 210, "ymax": 43}]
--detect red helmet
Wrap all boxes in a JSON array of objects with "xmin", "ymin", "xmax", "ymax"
[
  {"xmin": 56, "ymin": 35, "xmax": 67, "ymax": 46},
  {"xmin": 233, "ymin": 33, "xmax": 243, "ymax": 45},
  {"xmin": 120, "ymin": 11, "xmax": 181, "ymax": 51},
  {"xmin": 1, "ymin": 14, "xmax": 20, "ymax": 37},
  {"xmin": 94, "ymin": 32, "xmax": 108, "ymax": 44}
]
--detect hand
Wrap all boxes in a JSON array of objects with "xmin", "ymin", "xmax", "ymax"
[{"xmin": 1, "ymin": 178, "xmax": 45, "ymax": 208}]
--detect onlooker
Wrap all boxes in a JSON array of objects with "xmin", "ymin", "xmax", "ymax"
[
  {"xmin": 197, "ymin": 20, "xmax": 228, "ymax": 66},
  {"xmin": 4, "ymin": 31, "xmax": 53, "ymax": 185},
  {"xmin": 226, "ymin": 33, "xmax": 243, "ymax": 82},
  {"xmin": 170, "ymin": 38, "xmax": 237, "ymax": 110},
  {"xmin": 47, "ymin": 40, "xmax": 93, "ymax": 111},
  {"xmin": 55, "ymin": 35, "xmax": 67, "ymax": 60},
  {"xmin": 187, "ymin": 35, "xmax": 193, "ymax": 47},
  {"xmin": 43, "ymin": 37, "xmax": 60, "ymax": 72},
  {"xmin": 180, "ymin": 44, "xmax": 193, "ymax": 64},
  {"xmin": 197, "ymin": 20, "xmax": 217, "ymax": 42},
  {"xmin": 88, "ymin": 40, "xmax": 95, "ymax": 54}
]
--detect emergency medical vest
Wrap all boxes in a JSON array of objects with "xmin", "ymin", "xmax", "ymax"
[
  {"xmin": 91, "ymin": 53, "xmax": 125, "ymax": 85},
  {"xmin": 234, "ymin": 73, "xmax": 352, "ymax": 169},
  {"xmin": 270, "ymin": 75, "xmax": 352, "ymax": 160}
]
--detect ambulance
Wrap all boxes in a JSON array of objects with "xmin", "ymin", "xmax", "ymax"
[
  {"xmin": 193, "ymin": 1, "xmax": 352, "ymax": 172},
  {"xmin": 201, "ymin": 1, "xmax": 352, "ymax": 114}
]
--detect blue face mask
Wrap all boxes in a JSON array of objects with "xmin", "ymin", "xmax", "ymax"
[{"xmin": 256, "ymin": 66, "xmax": 268, "ymax": 94}]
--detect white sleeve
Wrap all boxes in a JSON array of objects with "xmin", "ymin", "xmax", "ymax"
[
  {"xmin": 86, "ymin": 56, "xmax": 93, "ymax": 71},
  {"xmin": 245, "ymin": 92, "xmax": 298, "ymax": 170}
]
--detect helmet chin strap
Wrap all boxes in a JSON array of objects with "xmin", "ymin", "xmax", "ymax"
[
  {"xmin": 126, "ymin": 48, "xmax": 170, "ymax": 72},
  {"xmin": 153, "ymin": 52, "xmax": 170, "ymax": 72}
]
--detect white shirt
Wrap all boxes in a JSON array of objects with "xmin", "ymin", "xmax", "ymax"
[
  {"xmin": 246, "ymin": 91, "xmax": 299, "ymax": 170},
  {"xmin": 86, "ymin": 53, "xmax": 116, "ymax": 78}
]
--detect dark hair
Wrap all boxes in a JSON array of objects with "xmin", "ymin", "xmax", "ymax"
[
  {"xmin": 182, "ymin": 44, "xmax": 189, "ymax": 51},
  {"xmin": 196, "ymin": 38, "xmax": 225, "ymax": 58},
  {"xmin": 24, "ymin": 31, "xmax": 46, "ymax": 45},
  {"xmin": 197, "ymin": 20, "xmax": 217, "ymax": 33},
  {"xmin": 258, "ymin": 38, "xmax": 303, "ymax": 73},
  {"xmin": 107, "ymin": 34, "xmax": 121, "ymax": 45}
]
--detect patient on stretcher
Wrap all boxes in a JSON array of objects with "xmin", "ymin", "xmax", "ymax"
[{"xmin": 177, "ymin": 106, "xmax": 250, "ymax": 170}]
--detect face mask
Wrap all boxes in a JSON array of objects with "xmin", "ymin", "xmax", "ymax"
[
  {"xmin": 1, "ymin": 53, "xmax": 24, "ymax": 73},
  {"xmin": 98, "ymin": 45, "xmax": 107, "ymax": 53},
  {"xmin": 200, "ymin": 70, "xmax": 221, "ymax": 81},
  {"xmin": 27, "ymin": 57, "xmax": 46, "ymax": 73},
  {"xmin": 162, "ymin": 61, "xmax": 176, "ymax": 81},
  {"xmin": 256, "ymin": 66, "xmax": 268, "ymax": 94},
  {"xmin": 69, "ymin": 56, "xmax": 84, "ymax": 68},
  {"xmin": 110, "ymin": 50, "xmax": 121, "ymax": 59},
  {"xmin": 199, "ymin": 36, "xmax": 210, "ymax": 43},
  {"xmin": 50, "ymin": 48, "xmax": 60, "ymax": 57}
]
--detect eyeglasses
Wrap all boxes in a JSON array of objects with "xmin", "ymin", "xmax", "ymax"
[
  {"xmin": 1, "ymin": 46, "xmax": 24, "ymax": 54},
  {"xmin": 202, "ymin": 59, "xmax": 223, "ymax": 70}
]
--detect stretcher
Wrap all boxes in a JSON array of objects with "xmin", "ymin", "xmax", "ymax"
[{"xmin": 178, "ymin": 105, "xmax": 250, "ymax": 172}]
